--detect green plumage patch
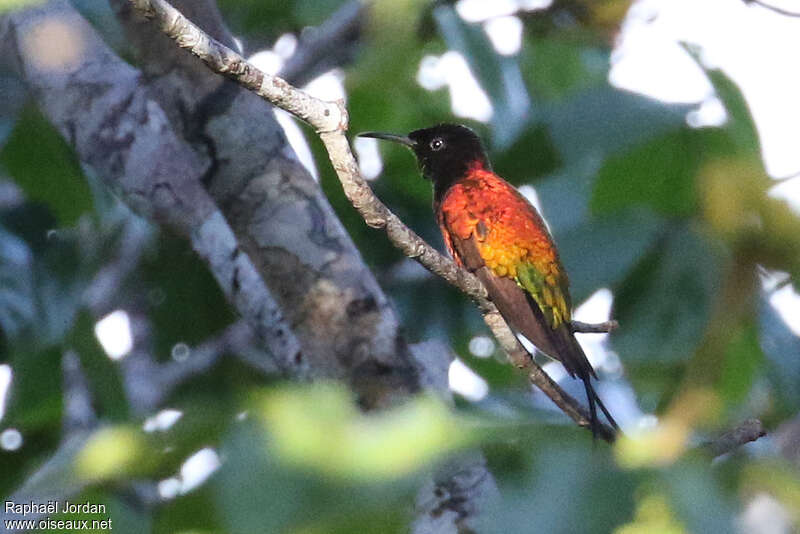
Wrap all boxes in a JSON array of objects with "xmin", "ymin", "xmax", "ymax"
[{"xmin": 516, "ymin": 263, "xmax": 569, "ymax": 328}]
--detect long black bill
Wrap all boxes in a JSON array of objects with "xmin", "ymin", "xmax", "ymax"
[{"xmin": 357, "ymin": 131, "xmax": 415, "ymax": 147}]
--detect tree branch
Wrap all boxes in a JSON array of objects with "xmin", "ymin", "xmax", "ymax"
[
  {"xmin": 744, "ymin": 0, "xmax": 800, "ymax": 17},
  {"xmin": 113, "ymin": 0, "xmax": 423, "ymax": 408},
  {"xmin": 129, "ymin": 0, "xmax": 342, "ymax": 133},
  {"xmin": 704, "ymin": 418, "xmax": 766, "ymax": 458},
  {"xmin": 2, "ymin": 0, "xmax": 303, "ymax": 377},
  {"xmin": 571, "ymin": 319, "xmax": 618, "ymax": 334},
  {"xmin": 278, "ymin": 0, "xmax": 365, "ymax": 87},
  {"xmin": 412, "ymin": 453, "xmax": 499, "ymax": 534},
  {"xmin": 127, "ymin": 0, "xmax": 617, "ymax": 442}
]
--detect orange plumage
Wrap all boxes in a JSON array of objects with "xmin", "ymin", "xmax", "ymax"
[{"xmin": 437, "ymin": 162, "xmax": 572, "ymax": 329}]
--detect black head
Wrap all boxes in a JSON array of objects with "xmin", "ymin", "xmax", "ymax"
[{"xmin": 359, "ymin": 124, "xmax": 490, "ymax": 189}]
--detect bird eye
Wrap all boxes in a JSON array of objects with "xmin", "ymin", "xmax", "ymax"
[{"xmin": 430, "ymin": 137, "xmax": 445, "ymax": 151}]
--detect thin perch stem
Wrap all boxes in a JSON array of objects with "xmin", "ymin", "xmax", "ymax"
[
  {"xmin": 704, "ymin": 418, "xmax": 766, "ymax": 457},
  {"xmin": 571, "ymin": 320, "xmax": 618, "ymax": 334},
  {"xmin": 744, "ymin": 0, "xmax": 800, "ymax": 17}
]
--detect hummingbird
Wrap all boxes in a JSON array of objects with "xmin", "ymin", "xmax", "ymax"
[{"xmin": 359, "ymin": 124, "xmax": 618, "ymax": 437}]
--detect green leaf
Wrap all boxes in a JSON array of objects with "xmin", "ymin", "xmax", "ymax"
[
  {"xmin": 591, "ymin": 129, "xmax": 699, "ymax": 217},
  {"xmin": 140, "ymin": 233, "xmax": 236, "ymax": 359},
  {"xmin": 214, "ymin": 423, "xmax": 317, "ymax": 534},
  {"xmin": 615, "ymin": 490, "xmax": 688, "ymax": 534},
  {"xmin": 704, "ymin": 70, "xmax": 760, "ymax": 156},
  {"xmin": 1, "ymin": 105, "xmax": 92, "ymax": 226},
  {"xmin": 523, "ymin": 37, "xmax": 608, "ymax": 103},
  {"xmin": 612, "ymin": 225, "xmax": 726, "ymax": 364},
  {"xmin": 480, "ymin": 442, "xmax": 636, "ymax": 534},
  {"xmin": 214, "ymin": 0, "xmax": 294, "ymax": 38},
  {"xmin": 434, "ymin": 5, "xmax": 532, "ymax": 149},
  {"xmin": 492, "ymin": 124, "xmax": 561, "ymax": 185},
  {"xmin": 535, "ymin": 154, "xmax": 604, "ymax": 232},
  {"xmin": 5, "ymin": 346, "xmax": 62, "ymax": 430},
  {"xmin": 254, "ymin": 383, "xmax": 470, "ymax": 480},
  {"xmin": 718, "ymin": 322, "xmax": 763, "ymax": 407},
  {"xmin": 292, "ymin": 0, "xmax": 349, "ymax": 26},
  {"xmin": 543, "ymin": 86, "xmax": 692, "ymax": 164},
  {"xmin": 155, "ymin": 486, "xmax": 224, "ymax": 533},
  {"xmin": 214, "ymin": 422, "xmax": 414, "ymax": 534},
  {"xmin": 556, "ymin": 208, "xmax": 666, "ymax": 303},
  {"xmin": 683, "ymin": 46, "xmax": 760, "ymax": 157},
  {"xmin": 74, "ymin": 425, "xmax": 150, "ymax": 482},
  {"xmin": 0, "ymin": 0, "xmax": 44, "ymax": 14}
]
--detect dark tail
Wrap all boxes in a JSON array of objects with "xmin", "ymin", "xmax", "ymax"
[
  {"xmin": 582, "ymin": 376, "xmax": 619, "ymax": 439},
  {"xmin": 492, "ymin": 285, "xmax": 619, "ymax": 438},
  {"xmin": 549, "ymin": 323, "xmax": 619, "ymax": 438}
]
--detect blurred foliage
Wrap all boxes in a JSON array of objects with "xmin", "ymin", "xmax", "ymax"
[
  {"xmin": 434, "ymin": 5, "xmax": 532, "ymax": 149},
  {"xmin": 0, "ymin": 106, "xmax": 92, "ymax": 226},
  {"xmin": 1, "ymin": 0, "xmax": 799, "ymax": 533},
  {"xmin": 0, "ymin": 0, "xmax": 43, "ymax": 14},
  {"xmin": 616, "ymin": 491, "xmax": 687, "ymax": 534}
]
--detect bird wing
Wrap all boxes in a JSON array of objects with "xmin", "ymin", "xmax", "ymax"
[{"xmin": 452, "ymin": 232, "xmax": 564, "ymax": 361}]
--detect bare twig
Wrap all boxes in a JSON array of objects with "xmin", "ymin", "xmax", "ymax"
[
  {"xmin": 278, "ymin": 0, "xmax": 364, "ymax": 87},
  {"xmin": 744, "ymin": 0, "xmax": 800, "ymax": 17},
  {"xmin": 771, "ymin": 169, "xmax": 800, "ymax": 181},
  {"xmin": 126, "ymin": 0, "xmax": 617, "ymax": 442},
  {"xmin": 704, "ymin": 418, "xmax": 767, "ymax": 458},
  {"xmin": 571, "ymin": 319, "xmax": 618, "ymax": 334}
]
